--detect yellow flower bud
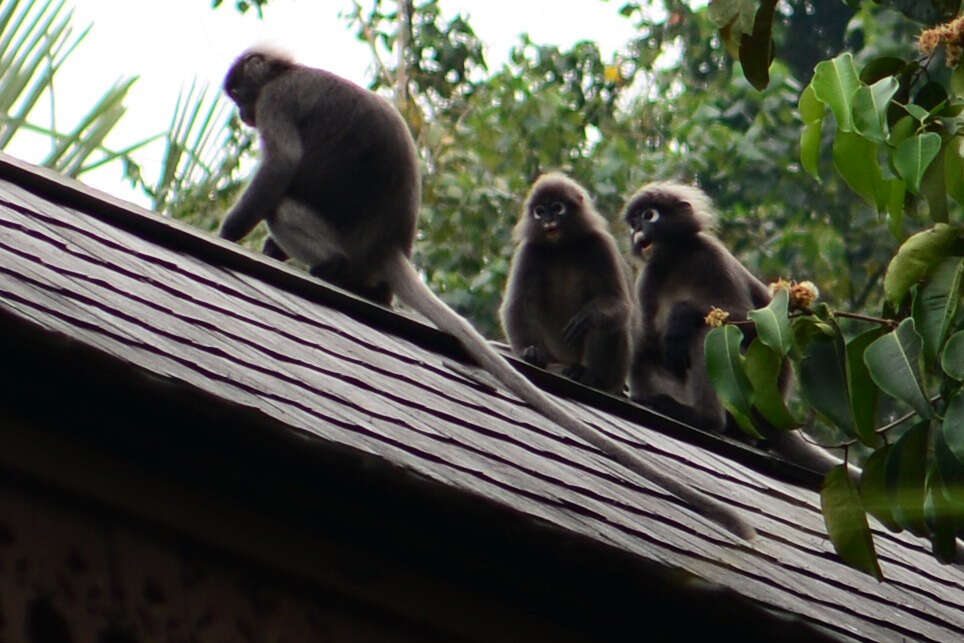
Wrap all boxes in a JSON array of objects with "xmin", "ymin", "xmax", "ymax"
[{"xmin": 705, "ymin": 307, "xmax": 730, "ymax": 328}]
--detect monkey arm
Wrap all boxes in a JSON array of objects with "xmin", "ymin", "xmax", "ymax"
[
  {"xmin": 562, "ymin": 296, "xmax": 630, "ymax": 345},
  {"xmin": 663, "ymin": 302, "xmax": 707, "ymax": 377},
  {"xmin": 220, "ymin": 105, "xmax": 303, "ymax": 241},
  {"xmin": 501, "ymin": 294, "xmax": 548, "ymax": 365},
  {"xmin": 499, "ymin": 247, "xmax": 547, "ymax": 358}
]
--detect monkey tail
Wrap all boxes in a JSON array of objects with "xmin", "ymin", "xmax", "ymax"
[{"xmin": 385, "ymin": 252, "xmax": 756, "ymax": 540}]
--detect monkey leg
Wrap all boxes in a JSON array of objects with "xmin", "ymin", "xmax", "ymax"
[
  {"xmin": 521, "ymin": 345, "xmax": 550, "ymax": 369},
  {"xmin": 663, "ymin": 303, "xmax": 707, "ymax": 378},
  {"xmin": 309, "ymin": 258, "xmax": 393, "ymax": 306},
  {"xmin": 685, "ymin": 339, "xmax": 727, "ymax": 432},
  {"xmin": 640, "ymin": 393, "xmax": 705, "ymax": 427},
  {"xmin": 262, "ymin": 236, "xmax": 289, "ymax": 261},
  {"xmin": 575, "ymin": 327, "xmax": 629, "ymax": 393}
]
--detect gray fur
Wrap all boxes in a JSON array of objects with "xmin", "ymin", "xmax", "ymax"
[
  {"xmin": 219, "ymin": 49, "xmax": 756, "ymax": 539},
  {"xmin": 623, "ymin": 182, "xmax": 840, "ymax": 474},
  {"xmin": 501, "ymin": 174, "xmax": 631, "ymax": 394}
]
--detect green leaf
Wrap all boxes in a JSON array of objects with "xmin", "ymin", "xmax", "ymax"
[
  {"xmin": 799, "ymin": 83, "xmax": 825, "ymax": 123},
  {"xmin": 883, "ymin": 223, "xmax": 962, "ymax": 306},
  {"xmin": 864, "ymin": 319, "xmax": 933, "ymax": 420},
  {"xmin": 945, "ymin": 136, "xmax": 964, "ymax": 206},
  {"xmin": 902, "ymin": 103, "xmax": 930, "ymax": 122},
  {"xmin": 744, "ymin": 339, "xmax": 795, "ymax": 430},
  {"xmin": 885, "ymin": 421, "xmax": 929, "ymax": 537},
  {"xmin": 707, "ymin": 0, "xmax": 756, "ymax": 33},
  {"xmin": 915, "ymin": 81, "xmax": 948, "ymax": 113},
  {"xmin": 795, "ymin": 324, "xmax": 854, "ymax": 435},
  {"xmin": 934, "ymin": 410, "xmax": 964, "ymax": 507},
  {"xmin": 860, "ymin": 446, "xmax": 901, "ymax": 532},
  {"xmin": 925, "ymin": 465, "xmax": 958, "ymax": 564},
  {"xmin": 953, "ymin": 64, "xmax": 964, "ymax": 97},
  {"xmin": 885, "ymin": 178, "xmax": 906, "ymax": 240},
  {"xmin": 737, "ymin": 0, "xmax": 777, "ymax": 91},
  {"xmin": 799, "ymin": 85, "xmax": 825, "ymax": 181},
  {"xmin": 889, "ymin": 115, "xmax": 916, "ymax": 147},
  {"xmin": 747, "ymin": 288, "xmax": 792, "ymax": 356},
  {"xmin": 894, "ymin": 133, "xmax": 941, "ymax": 194},
  {"xmin": 853, "ymin": 77, "xmax": 899, "ymax": 143},
  {"xmin": 912, "ymin": 257, "xmax": 964, "ymax": 366},
  {"xmin": 705, "ymin": 325, "xmax": 761, "ymax": 438},
  {"xmin": 878, "ymin": 0, "xmax": 959, "ymax": 24},
  {"xmin": 941, "ymin": 391, "xmax": 964, "ymax": 464},
  {"xmin": 921, "ymin": 140, "xmax": 948, "ymax": 222},
  {"xmin": 846, "ymin": 328, "xmax": 886, "ymax": 447},
  {"xmin": 833, "ymin": 131, "xmax": 885, "ymax": 210},
  {"xmin": 860, "ymin": 57, "xmax": 905, "ymax": 85},
  {"xmin": 821, "ymin": 465, "xmax": 882, "ymax": 580},
  {"xmin": 942, "ymin": 330, "xmax": 964, "ymax": 380},
  {"xmin": 811, "ymin": 53, "xmax": 861, "ymax": 132}
]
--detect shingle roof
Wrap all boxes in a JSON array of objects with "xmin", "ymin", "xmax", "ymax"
[{"xmin": 1, "ymin": 153, "xmax": 962, "ymax": 642}]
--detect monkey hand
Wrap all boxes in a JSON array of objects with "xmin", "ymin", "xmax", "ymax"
[
  {"xmin": 218, "ymin": 214, "xmax": 247, "ymax": 242},
  {"xmin": 521, "ymin": 345, "xmax": 549, "ymax": 369},
  {"xmin": 562, "ymin": 308, "xmax": 594, "ymax": 345}
]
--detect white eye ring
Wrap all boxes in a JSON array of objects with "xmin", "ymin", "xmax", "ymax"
[
  {"xmin": 551, "ymin": 201, "xmax": 566, "ymax": 216},
  {"xmin": 642, "ymin": 208, "xmax": 659, "ymax": 222},
  {"xmin": 533, "ymin": 205, "xmax": 547, "ymax": 219}
]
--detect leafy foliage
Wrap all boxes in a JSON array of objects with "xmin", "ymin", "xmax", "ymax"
[
  {"xmin": 702, "ymin": 0, "xmax": 964, "ymax": 575},
  {"xmin": 0, "ymin": 0, "xmax": 144, "ymax": 177}
]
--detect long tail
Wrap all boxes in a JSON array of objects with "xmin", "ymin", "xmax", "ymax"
[{"xmin": 386, "ymin": 253, "xmax": 756, "ymax": 540}]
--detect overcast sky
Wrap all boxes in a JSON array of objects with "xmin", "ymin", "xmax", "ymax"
[{"xmin": 10, "ymin": 0, "xmax": 636, "ymax": 206}]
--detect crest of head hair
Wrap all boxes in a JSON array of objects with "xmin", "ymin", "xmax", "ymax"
[{"xmin": 633, "ymin": 181, "xmax": 718, "ymax": 232}]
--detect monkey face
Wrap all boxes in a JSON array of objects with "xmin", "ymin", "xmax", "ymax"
[
  {"xmin": 529, "ymin": 199, "xmax": 571, "ymax": 242},
  {"xmin": 625, "ymin": 205, "xmax": 661, "ymax": 258}
]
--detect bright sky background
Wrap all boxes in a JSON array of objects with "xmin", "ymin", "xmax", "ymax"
[{"xmin": 11, "ymin": 0, "xmax": 637, "ymax": 207}]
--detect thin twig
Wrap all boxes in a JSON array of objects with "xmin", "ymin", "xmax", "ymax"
[
  {"xmin": 875, "ymin": 396, "xmax": 941, "ymax": 434},
  {"xmin": 832, "ymin": 310, "xmax": 898, "ymax": 327},
  {"xmin": 798, "ymin": 431, "xmax": 856, "ymax": 450}
]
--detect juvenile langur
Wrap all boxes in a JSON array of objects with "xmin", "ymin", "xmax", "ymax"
[
  {"xmin": 623, "ymin": 182, "xmax": 839, "ymax": 474},
  {"xmin": 219, "ymin": 47, "xmax": 755, "ymax": 539},
  {"xmin": 500, "ymin": 174, "xmax": 631, "ymax": 394}
]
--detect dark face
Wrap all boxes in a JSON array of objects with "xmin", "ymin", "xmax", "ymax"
[
  {"xmin": 624, "ymin": 198, "xmax": 664, "ymax": 258},
  {"xmin": 526, "ymin": 188, "xmax": 583, "ymax": 243},
  {"xmin": 224, "ymin": 52, "xmax": 290, "ymax": 127},
  {"xmin": 224, "ymin": 60, "xmax": 258, "ymax": 126},
  {"xmin": 623, "ymin": 192, "xmax": 701, "ymax": 259}
]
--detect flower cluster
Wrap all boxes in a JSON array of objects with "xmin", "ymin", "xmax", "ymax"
[
  {"xmin": 790, "ymin": 280, "xmax": 820, "ymax": 310},
  {"xmin": 704, "ymin": 307, "xmax": 730, "ymax": 328},
  {"xmin": 918, "ymin": 16, "xmax": 964, "ymax": 68},
  {"xmin": 769, "ymin": 278, "xmax": 820, "ymax": 311}
]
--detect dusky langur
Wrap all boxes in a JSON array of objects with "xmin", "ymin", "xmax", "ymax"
[
  {"xmin": 500, "ymin": 173, "xmax": 631, "ymax": 394},
  {"xmin": 218, "ymin": 47, "xmax": 755, "ymax": 539},
  {"xmin": 623, "ymin": 182, "xmax": 840, "ymax": 474}
]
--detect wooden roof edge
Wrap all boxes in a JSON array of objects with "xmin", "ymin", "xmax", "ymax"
[{"xmin": 0, "ymin": 152, "xmax": 824, "ymax": 491}]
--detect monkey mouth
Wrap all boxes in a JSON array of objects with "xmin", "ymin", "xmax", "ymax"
[
  {"xmin": 632, "ymin": 230, "xmax": 651, "ymax": 252},
  {"xmin": 543, "ymin": 222, "xmax": 561, "ymax": 240}
]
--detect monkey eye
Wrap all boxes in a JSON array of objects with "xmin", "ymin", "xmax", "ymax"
[
  {"xmin": 642, "ymin": 208, "xmax": 660, "ymax": 222},
  {"xmin": 533, "ymin": 205, "xmax": 547, "ymax": 219},
  {"xmin": 550, "ymin": 201, "xmax": 566, "ymax": 216}
]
